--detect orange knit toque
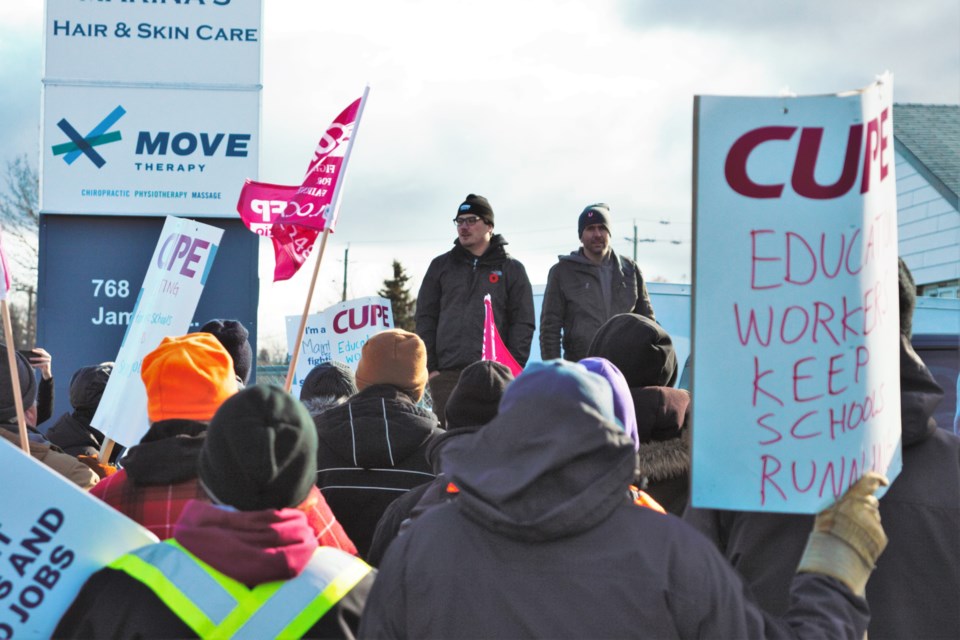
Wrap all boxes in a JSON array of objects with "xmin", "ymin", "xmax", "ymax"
[
  {"xmin": 141, "ymin": 333, "xmax": 239, "ymax": 422},
  {"xmin": 355, "ymin": 329, "xmax": 428, "ymax": 402}
]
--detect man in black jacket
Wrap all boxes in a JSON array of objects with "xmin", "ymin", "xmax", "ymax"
[
  {"xmin": 540, "ymin": 203, "xmax": 655, "ymax": 362},
  {"xmin": 415, "ymin": 194, "xmax": 534, "ymax": 426}
]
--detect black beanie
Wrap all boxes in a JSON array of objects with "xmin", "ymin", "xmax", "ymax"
[
  {"xmin": 0, "ymin": 345, "xmax": 37, "ymax": 422},
  {"xmin": 200, "ymin": 319, "xmax": 253, "ymax": 384},
  {"xmin": 586, "ymin": 313, "xmax": 678, "ymax": 388},
  {"xmin": 300, "ymin": 360, "xmax": 358, "ymax": 402},
  {"xmin": 200, "ymin": 384, "xmax": 318, "ymax": 511},
  {"xmin": 444, "ymin": 360, "xmax": 515, "ymax": 429},
  {"xmin": 898, "ymin": 258, "xmax": 916, "ymax": 339},
  {"xmin": 457, "ymin": 194, "xmax": 494, "ymax": 226},
  {"xmin": 69, "ymin": 362, "xmax": 113, "ymax": 415},
  {"xmin": 579, "ymin": 203, "xmax": 611, "ymax": 238}
]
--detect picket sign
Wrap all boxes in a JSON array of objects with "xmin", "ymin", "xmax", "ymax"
[
  {"xmin": 0, "ymin": 444, "xmax": 158, "ymax": 638},
  {"xmin": 285, "ymin": 296, "xmax": 394, "ymax": 397},
  {"xmin": 92, "ymin": 216, "xmax": 224, "ymax": 451},
  {"xmin": 691, "ymin": 75, "xmax": 901, "ymax": 513}
]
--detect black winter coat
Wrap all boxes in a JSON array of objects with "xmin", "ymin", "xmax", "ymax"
[
  {"xmin": 683, "ymin": 334, "xmax": 959, "ymax": 639},
  {"xmin": 415, "ymin": 235, "xmax": 535, "ymax": 371},
  {"xmin": 314, "ymin": 385, "xmax": 442, "ymax": 558}
]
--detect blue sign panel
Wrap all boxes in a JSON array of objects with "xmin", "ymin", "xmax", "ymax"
[{"xmin": 36, "ymin": 215, "xmax": 259, "ymax": 427}]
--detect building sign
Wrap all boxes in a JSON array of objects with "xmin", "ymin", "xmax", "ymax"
[
  {"xmin": 41, "ymin": 85, "xmax": 259, "ymax": 216},
  {"xmin": 44, "ymin": 0, "xmax": 263, "ymax": 86}
]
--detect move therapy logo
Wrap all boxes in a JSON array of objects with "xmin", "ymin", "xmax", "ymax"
[{"xmin": 52, "ymin": 105, "xmax": 126, "ymax": 168}]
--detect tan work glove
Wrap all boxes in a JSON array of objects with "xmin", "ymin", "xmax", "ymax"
[{"xmin": 797, "ymin": 471, "xmax": 889, "ymax": 596}]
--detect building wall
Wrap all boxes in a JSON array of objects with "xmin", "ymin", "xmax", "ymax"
[{"xmin": 896, "ymin": 150, "xmax": 960, "ymax": 295}]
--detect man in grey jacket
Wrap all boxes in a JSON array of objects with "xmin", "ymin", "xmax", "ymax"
[{"xmin": 540, "ymin": 203, "xmax": 655, "ymax": 362}]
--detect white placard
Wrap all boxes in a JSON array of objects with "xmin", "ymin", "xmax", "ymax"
[
  {"xmin": 285, "ymin": 297, "xmax": 395, "ymax": 397},
  {"xmin": 691, "ymin": 76, "xmax": 901, "ymax": 513},
  {"xmin": 92, "ymin": 216, "xmax": 224, "ymax": 447},
  {"xmin": 0, "ymin": 444, "xmax": 157, "ymax": 638},
  {"xmin": 41, "ymin": 85, "xmax": 259, "ymax": 217},
  {"xmin": 44, "ymin": 0, "xmax": 263, "ymax": 86}
]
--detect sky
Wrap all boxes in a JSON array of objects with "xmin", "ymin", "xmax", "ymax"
[{"xmin": 1, "ymin": 0, "xmax": 958, "ymax": 352}]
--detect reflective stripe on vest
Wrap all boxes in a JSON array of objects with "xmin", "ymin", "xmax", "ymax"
[{"xmin": 109, "ymin": 539, "xmax": 372, "ymax": 639}]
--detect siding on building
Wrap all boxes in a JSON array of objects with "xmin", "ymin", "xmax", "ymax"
[{"xmin": 894, "ymin": 104, "xmax": 959, "ymax": 296}]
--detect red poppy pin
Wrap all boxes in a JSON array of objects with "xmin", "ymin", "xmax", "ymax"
[{"xmin": 489, "ymin": 271, "xmax": 501, "ymax": 284}]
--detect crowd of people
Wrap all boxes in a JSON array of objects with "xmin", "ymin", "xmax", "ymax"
[{"xmin": 1, "ymin": 195, "xmax": 956, "ymax": 639}]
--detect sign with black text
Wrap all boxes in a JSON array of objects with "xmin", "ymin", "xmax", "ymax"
[
  {"xmin": 0, "ymin": 445, "xmax": 157, "ymax": 638},
  {"xmin": 285, "ymin": 296, "xmax": 394, "ymax": 397}
]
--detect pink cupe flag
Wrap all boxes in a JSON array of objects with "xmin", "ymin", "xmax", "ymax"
[
  {"xmin": 236, "ymin": 180, "xmax": 320, "ymax": 282},
  {"xmin": 482, "ymin": 294, "xmax": 523, "ymax": 376},
  {"xmin": 235, "ymin": 90, "xmax": 368, "ymax": 281}
]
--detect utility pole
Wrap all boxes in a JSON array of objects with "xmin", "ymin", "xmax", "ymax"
[
  {"xmin": 341, "ymin": 245, "xmax": 349, "ymax": 302},
  {"xmin": 624, "ymin": 220, "xmax": 638, "ymax": 262}
]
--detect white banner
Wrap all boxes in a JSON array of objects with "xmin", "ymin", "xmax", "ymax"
[
  {"xmin": 44, "ymin": 0, "xmax": 262, "ymax": 86},
  {"xmin": 285, "ymin": 296, "xmax": 394, "ymax": 397},
  {"xmin": 92, "ymin": 216, "xmax": 224, "ymax": 447},
  {"xmin": 691, "ymin": 76, "xmax": 901, "ymax": 513},
  {"xmin": 0, "ymin": 445, "xmax": 157, "ymax": 639},
  {"xmin": 41, "ymin": 85, "xmax": 259, "ymax": 217}
]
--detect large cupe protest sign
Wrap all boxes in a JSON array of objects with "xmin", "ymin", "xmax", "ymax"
[
  {"xmin": 285, "ymin": 296, "xmax": 394, "ymax": 396},
  {"xmin": 0, "ymin": 445, "xmax": 157, "ymax": 638},
  {"xmin": 691, "ymin": 76, "xmax": 901, "ymax": 513},
  {"xmin": 92, "ymin": 216, "xmax": 224, "ymax": 447}
]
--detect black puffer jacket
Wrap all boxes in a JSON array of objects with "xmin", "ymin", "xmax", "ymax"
[
  {"xmin": 415, "ymin": 235, "xmax": 535, "ymax": 371},
  {"xmin": 359, "ymin": 362, "xmax": 870, "ymax": 639},
  {"xmin": 683, "ymin": 334, "xmax": 959, "ymax": 639},
  {"xmin": 314, "ymin": 385, "xmax": 442, "ymax": 558}
]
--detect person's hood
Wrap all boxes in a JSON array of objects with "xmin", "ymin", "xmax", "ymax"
[
  {"xmin": 314, "ymin": 384, "xmax": 441, "ymax": 468},
  {"xmin": 121, "ymin": 419, "xmax": 207, "ymax": 485},
  {"xmin": 174, "ymin": 499, "xmax": 318, "ymax": 587},
  {"xmin": 557, "ymin": 247, "xmax": 620, "ymax": 267},
  {"xmin": 440, "ymin": 361, "xmax": 635, "ymax": 542},
  {"xmin": 452, "ymin": 233, "xmax": 509, "ymax": 265},
  {"xmin": 587, "ymin": 313, "xmax": 678, "ymax": 388},
  {"xmin": 69, "ymin": 362, "xmax": 113, "ymax": 420},
  {"xmin": 425, "ymin": 425, "xmax": 480, "ymax": 472},
  {"xmin": 900, "ymin": 333, "xmax": 944, "ymax": 447}
]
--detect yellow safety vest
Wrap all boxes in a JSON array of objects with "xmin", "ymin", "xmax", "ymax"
[{"xmin": 110, "ymin": 539, "xmax": 371, "ymax": 639}]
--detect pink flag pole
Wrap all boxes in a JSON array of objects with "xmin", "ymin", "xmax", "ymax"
[{"xmin": 284, "ymin": 85, "xmax": 370, "ymax": 392}]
